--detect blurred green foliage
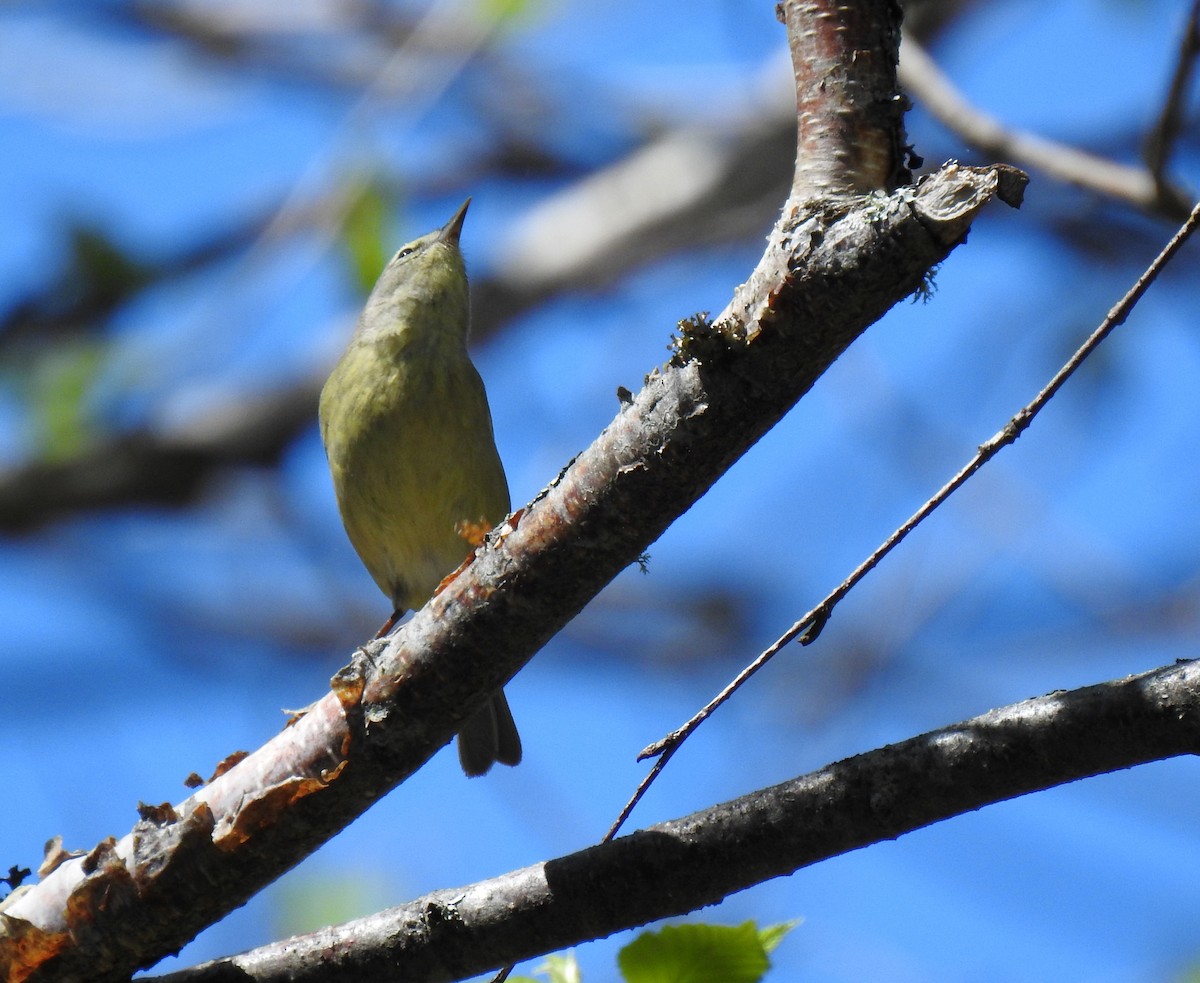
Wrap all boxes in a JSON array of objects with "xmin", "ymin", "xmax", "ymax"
[
  {"xmin": 341, "ymin": 177, "xmax": 396, "ymax": 296},
  {"xmin": 512, "ymin": 920, "xmax": 798, "ymax": 983}
]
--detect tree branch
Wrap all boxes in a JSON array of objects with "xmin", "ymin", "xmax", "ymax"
[
  {"xmin": 0, "ymin": 161, "xmax": 1024, "ymax": 983},
  {"xmin": 783, "ymin": 0, "xmax": 912, "ymax": 197},
  {"xmin": 145, "ymin": 659, "xmax": 1200, "ymax": 983},
  {"xmin": 1144, "ymin": 0, "xmax": 1200, "ymax": 184},
  {"xmin": 0, "ymin": 378, "xmax": 321, "ymax": 532},
  {"xmin": 899, "ymin": 35, "xmax": 1194, "ymax": 220},
  {"xmin": 614, "ymin": 196, "xmax": 1200, "ymax": 836},
  {"xmin": 0, "ymin": 1, "xmax": 1025, "ymax": 976}
]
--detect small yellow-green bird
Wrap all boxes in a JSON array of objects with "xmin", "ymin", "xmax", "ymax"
[{"xmin": 319, "ymin": 199, "xmax": 521, "ymax": 777}]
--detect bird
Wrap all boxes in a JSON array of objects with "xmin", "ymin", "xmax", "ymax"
[{"xmin": 319, "ymin": 198, "xmax": 521, "ymax": 776}]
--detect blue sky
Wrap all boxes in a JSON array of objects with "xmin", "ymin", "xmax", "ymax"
[{"xmin": 2, "ymin": 1, "xmax": 1200, "ymax": 980}]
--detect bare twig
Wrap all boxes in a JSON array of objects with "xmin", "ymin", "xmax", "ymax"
[
  {"xmin": 900, "ymin": 35, "xmax": 1193, "ymax": 220},
  {"xmin": 609, "ymin": 200, "xmax": 1200, "ymax": 840},
  {"xmin": 600, "ymin": 0, "xmax": 914, "ymax": 848},
  {"xmin": 1144, "ymin": 0, "xmax": 1200, "ymax": 184}
]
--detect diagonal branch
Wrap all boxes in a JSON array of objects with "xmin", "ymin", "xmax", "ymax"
[
  {"xmin": 608, "ymin": 198, "xmax": 1200, "ymax": 839},
  {"xmin": 899, "ymin": 35, "xmax": 1194, "ymax": 220},
  {"xmin": 1144, "ymin": 0, "xmax": 1200, "ymax": 184},
  {"xmin": 0, "ymin": 1, "xmax": 1024, "ymax": 976},
  {"xmin": 0, "ymin": 161, "xmax": 1024, "ymax": 983},
  {"xmin": 147, "ymin": 659, "xmax": 1200, "ymax": 983}
]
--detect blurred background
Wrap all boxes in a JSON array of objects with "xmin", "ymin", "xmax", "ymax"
[{"xmin": 2, "ymin": 0, "xmax": 1200, "ymax": 980}]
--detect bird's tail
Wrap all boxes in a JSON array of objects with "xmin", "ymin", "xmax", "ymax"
[{"xmin": 458, "ymin": 690, "xmax": 522, "ymax": 777}]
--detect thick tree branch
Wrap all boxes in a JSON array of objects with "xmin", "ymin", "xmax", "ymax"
[
  {"xmin": 0, "ymin": 162, "xmax": 1025, "ymax": 983},
  {"xmin": 145, "ymin": 659, "xmax": 1200, "ymax": 983},
  {"xmin": 784, "ymin": 0, "xmax": 912, "ymax": 196},
  {"xmin": 0, "ymin": 2, "xmax": 1026, "ymax": 977},
  {"xmin": 615, "ymin": 196, "xmax": 1200, "ymax": 834}
]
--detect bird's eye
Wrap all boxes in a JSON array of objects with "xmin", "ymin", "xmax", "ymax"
[{"xmin": 394, "ymin": 246, "xmax": 416, "ymax": 261}]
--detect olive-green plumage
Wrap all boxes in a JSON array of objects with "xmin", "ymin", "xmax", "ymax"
[{"xmin": 319, "ymin": 199, "xmax": 520, "ymax": 777}]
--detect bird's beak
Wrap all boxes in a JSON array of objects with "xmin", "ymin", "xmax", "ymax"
[{"xmin": 441, "ymin": 198, "xmax": 471, "ymax": 244}]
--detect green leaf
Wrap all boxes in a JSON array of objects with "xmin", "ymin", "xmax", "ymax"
[
  {"xmin": 478, "ymin": 0, "xmax": 538, "ymax": 25},
  {"xmin": 542, "ymin": 952, "xmax": 583, "ymax": 983},
  {"xmin": 30, "ymin": 340, "xmax": 106, "ymax": 460},
  {"xmin": 67, "ymin": 222, "xmax": 152, "ymax": 306},
  {"xmin": 341, "ymin": 178, "xmax": 394, "ymax": 295},
  {"xmin": 273, "ymin": 870, "xmax": 392, "ymax": 938},
  {"xmin": 510, "ymin": 951, "xmax": 583, "ymax": 983},
  {"xmin": 757, "ymin": 920, "xmax": 800, "ymax": 954},
  {"xmin": 618, "ymin": 921, "xmax": 789, "ymax": 983}
]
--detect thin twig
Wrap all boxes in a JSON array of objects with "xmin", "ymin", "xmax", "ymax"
[
  {"xmin": 1144, "ymin": 0, "xmax": 1200, "ymax": 184},
  {"xmin": 603, "ymin": 750, "xmax": 673, "ymax": 843},
  {"xmin": 899, "ymin": 36, "xmax": 1193, "ymax": 220},
  {"xmin": 602, "ymin": 200, "xmax": 1200, "ymax": 842}
]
